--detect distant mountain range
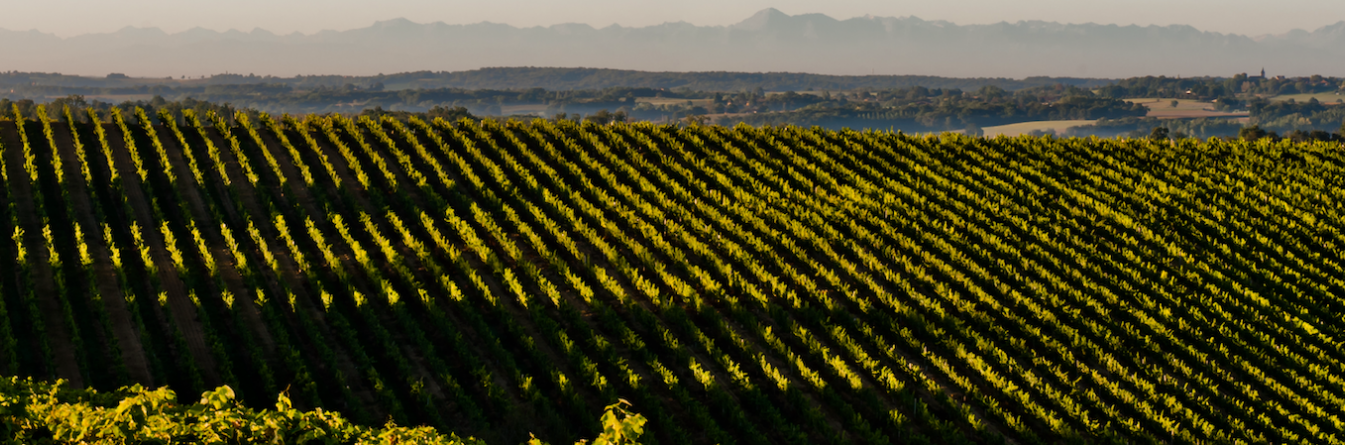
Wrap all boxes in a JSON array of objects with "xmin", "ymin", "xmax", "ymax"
[{"xmin": 2, "ymin": 8, "xmax": 1343, "ymax": 78}]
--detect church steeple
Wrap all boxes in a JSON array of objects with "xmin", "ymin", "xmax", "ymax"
[{"xmin": 1261, "ymin": 68, "xmax": 1265, "ymax": 78}]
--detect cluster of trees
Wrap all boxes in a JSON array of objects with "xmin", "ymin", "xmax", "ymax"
[
  {"xmin": 1062, "ymin": 95, "xmax": 1345, "ymax": 140},
  {"xmin": 1093, "ymin": 74, "xmax": 1344, "ymax": 100},
  {"xmin": 726, "ymin": 87, "xmax": 1145, "ymax": 131},
  {"xmin": 1248, "ymin": 97, "xmax": 1345, "ymax": 132},
  {"xmin": 1237, "ymin": 125, "xmax": 1345, "ymax": 143},
  {"xmin": 1062, "ymin": 119, "xmax": 1345, "ymax": 143},
  {"xmin": 1065, "ymin": 117, "xmax": 1245, "ymax": 139}
]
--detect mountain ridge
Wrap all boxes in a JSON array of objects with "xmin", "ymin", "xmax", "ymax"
[
  {"xmin": 1, "ymin": 9, "xmax": 1342, "ymax": 78},
  {"xmin": 8, "ymin": 9, "xmax": 1341, "ymax": 43}
]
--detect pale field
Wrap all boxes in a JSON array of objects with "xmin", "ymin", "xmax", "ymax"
[
  {"xmin": 1269, "ymin": 92, "xmax": 1345, "ymax": 103},
  {"xmin": 1125, "ymin": 98, "xmax": 1248, "ymax": 118},
  {"xmin": 500, "ymin": 104, "xmax": 549, "ymax": 115},
  {"xmin": 635, "ymin": 97, "xmax": 715, "ymax": 107},
  {"xmin": 1126, "ymin": 98, "xmax": 1211, "ymax": 110},
  {"xmin": 981, "ymin": 120, "xmax": 1096, "ymax": 137}
]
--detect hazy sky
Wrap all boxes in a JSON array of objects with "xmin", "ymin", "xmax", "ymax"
[{"xmin": 5, "ymin": 0, "xmax": 1344, "ymax": 37}]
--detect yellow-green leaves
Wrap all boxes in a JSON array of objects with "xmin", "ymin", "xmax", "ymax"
[{"xmin": 4, "ymin": 376, "xmax": 501, "ymax": 444}]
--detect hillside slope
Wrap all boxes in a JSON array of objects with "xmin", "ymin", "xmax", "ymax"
[{"xmin": 0, "ymin": 109, "xmax": 1342, "ymax": 443}]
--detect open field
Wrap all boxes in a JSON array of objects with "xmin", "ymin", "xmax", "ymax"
[
  {"xmin": 982, "ymin": 119, "xmax": 1095, "ymax": 136},
  {"xmin": 634, "ymin": 97, "xmax": 715, "ymax": 107},
  {"xmin": 1125, "ymin": 98, "xmax": 1210, "ymax": 110},
  {"xmin": 1125, "ymin": 98, "xmax": 1249, "ymax": 119},
  {"xmin": 1269, "ymin": 92, "xmax": 1345, "ymax": 103},
  {"xmin": 500, "ymin": 104, "xmax": 549, "ymax": 115},
  {"xmin": 2, "ymin": 109, "xmax": 1344, "ymax": 443}
]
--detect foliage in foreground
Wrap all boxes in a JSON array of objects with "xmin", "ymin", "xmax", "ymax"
[{"xmin": 0, "ymin": 376, "xmax": 645, "ymax": 444}]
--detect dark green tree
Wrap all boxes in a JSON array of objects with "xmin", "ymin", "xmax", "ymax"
[
  {"xmin": 1149, "ymin": 126, "xmax": 1170, "ymax": 141},
  {"xmin": 1240, "ymin": 125, "xmax": 1269, "ymax": 141}
]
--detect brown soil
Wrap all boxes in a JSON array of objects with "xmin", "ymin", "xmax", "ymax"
[
  {"xmin": 198, "ymin": 126, "xmax": 383, "ymax": 417},
  {"xmin": 154, "ymin": 129, "xmax": 275, "ymax": 353},
  {"xmin": 50, "ymin": 122, "xmax": 154, "ymax": 386},
  {"xmin": 275, "ymin": 126, "xmax": 452, "ymax": 403},
  {"xmin": 0, "ymin": 121, "xmax": 85, "ymax": 388},
  {"xmin": 101, "ymin": 123, "xmax": 220, "ymax": 386}
]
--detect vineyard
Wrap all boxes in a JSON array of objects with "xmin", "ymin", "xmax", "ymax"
[{"xmin": 0, "ymin": 106, "xmax": 1343, "ymax": 444}]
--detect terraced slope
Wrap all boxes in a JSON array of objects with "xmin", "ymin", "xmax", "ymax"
[{"xmin": 2, "ymin": 107, "xmax": 1343, "ymax": 444}]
